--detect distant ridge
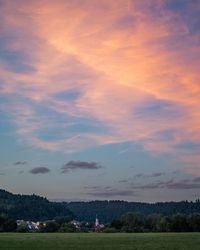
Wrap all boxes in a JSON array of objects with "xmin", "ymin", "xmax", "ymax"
[
  {"xmin": 1, "ymin": 189, "xmax": 200, "ymax": 223},
  {"xmin": 64, "ymin": 199, "xmax": 200, "ymax": 223},
  {"xmin": 0, "ymin": 189, "xmax": 73, "ymax": 221}
]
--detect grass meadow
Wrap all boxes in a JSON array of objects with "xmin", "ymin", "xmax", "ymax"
[{"xmin": 0, "ymin": 233, "xmax": 199, "ymax": 250}]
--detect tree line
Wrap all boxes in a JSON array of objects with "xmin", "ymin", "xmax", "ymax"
[
  {"xmin": 0, "ymin": 215, "xmax": 17, "ymax": 232},
  {"xmin": 107, "ymin": 212, "xmax": 200, "ymax": 233},
  {"xmin": 0, "ymin": 189, "xmax": 73, "ymax": 221},
  {"xmin": 0, "ymin": 215, "xmax": 90, "ymax": 233},
  {"xmin": 65, "ymin": 199, "xmax": 200, "ymax": 223},
  {"xmin": 1, "ymin": 188, "xmax": 200, "ymax": 227},
  {"xmin": 1, "ymin": 212, "xmax": 200, "ymax": 233}
]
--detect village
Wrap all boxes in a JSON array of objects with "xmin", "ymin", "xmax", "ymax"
[{"xmin": 16, "ymin": 216, "xmax": 104, "ymax": 233}]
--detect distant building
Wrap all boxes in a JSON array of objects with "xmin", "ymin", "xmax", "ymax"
[
  {"xmin": 16, "ymin": 220, "xmax": 44, "ymax": 232},
  {"xmin": 94, "ymin": 215, "xmax": 104, "ymax": 231},
  {"xmin": 71, "ymin": 220, "xmax": 81, "ymax": 229}
]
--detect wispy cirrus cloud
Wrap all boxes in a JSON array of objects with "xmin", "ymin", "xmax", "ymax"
[
  {"xmin": 61, "ymin": 161, "xmax": 102, "ymax": 173},
  {"xmin": 0, "ymin": 0, "xmax": 200, "ymax": 174}
]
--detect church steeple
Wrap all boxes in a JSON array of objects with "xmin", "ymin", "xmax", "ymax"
[{"xmin": 95, "ymin": 214, "xmax": 100, "ymax": 231}]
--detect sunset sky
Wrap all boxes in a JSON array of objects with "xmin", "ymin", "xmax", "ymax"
[{"xmin": 1, "ymin": 0, "xmax": 200, "ymax": 202}]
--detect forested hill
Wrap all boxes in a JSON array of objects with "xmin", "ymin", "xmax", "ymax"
[
  {"xmin": 0, "ymin": 189, "xmax": 73, "ymax": 221},
  {"xmin": 1, "ymin": 189, "xmax": 200, "ymax": 223},
  {"xmin": 64, "ymin": 200, "xmax": 200, "ymax": 223}
]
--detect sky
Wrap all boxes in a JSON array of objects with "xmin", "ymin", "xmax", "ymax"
[{"xmin": 0, "ymin": 0, "xmax": 200, "ymax": 202}]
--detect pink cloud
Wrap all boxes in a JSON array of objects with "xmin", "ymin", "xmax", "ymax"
[{"xmin": 0, "ymin": 0, "xmax": 200, "ymax": 173}]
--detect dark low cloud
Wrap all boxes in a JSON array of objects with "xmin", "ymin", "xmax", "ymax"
[
  {"xmin": 134, "ymin": 172, "xmax": 165, "ymax": 178},
  {"xmin": 84, "ymin": 186, "xmax": 101, "ymax": 190},
  {"xmin": 131, "ymin": 181, "xmax": 168, "ymax": 190},
  {"xmin": 61, "ymin": 161, "xmax": 102, "ymax": 173},
  {"xmin": 151, "ymin": 172, "xmax": 165, "ymax": 177},
  {"xmin": 85, "ymin": 185, "xmax": 136, "ymax": 198},
  {"xmin": 133, "ymin": 183, "xmax": 163, "ymax": 189},
  {"xmin": 87, "ymin": 189, "xmax": 136, "ymax": 198},
  {"xmin": 131, "ymin": 178, "xmax": 200, "ymax": 190},
  {"xmin": 118, "ymin": 179, "xmax": 129, "ymax": 183},
  {"xmin": 97, "ymin": 172, "xmax": 106, "ymax": 177},
  {"xmin": 193, "ymin": 177, "xmax": 200, "ymax": 183},
  {"xmin": 167, "ymin": 182, "xmax": 200, "ymax": 189},
  {"xmin": 84, "ymin": 186, "xmax": 111, "ymax": 190},
  {"xmin": 172, "ymin": 170, "xmax": 180, "ymax": 174},
  {"xmin": 135, "ymin": 173, "xmax": 144, "ymax": 178},
  {"xmin": 14, "ymin": 161, "xmax": 27, "ymax": 165},
  {"xmin": 29, "ymin": 167, "xmax": 50, "ymax": 174},
  {"xmin": 118, "ymin": 172, "xmax": 166, "ymax": 184},
  {"xmin": 161, "ymin": 178, "xmax": 200, "ymax": 190}
]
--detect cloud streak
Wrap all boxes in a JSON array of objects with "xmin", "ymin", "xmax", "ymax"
[
  {"xmin": 87, "ymin": 190, "xmax": 136, "ymax": 198},
  {"xmin": 14, "ymin": 161, "xmax": 27, "ymax": 165},
  {"xmin": 131, "ymin": 178, "xmax": 200, "ymax": 190},
  {"xmin": 29, "ymin": 167, "xmax": 50, "ymax": 174},
  {"xmin": 61, "ymin": 161, "xmax": 102, "ymax": 173},
  {"xmin": 85, "ymin": 185, "xmax": 136, "ymax": 198},
  {"xmin": 134, "ymin": 172, "xmax": 165, "ymax": 178}
]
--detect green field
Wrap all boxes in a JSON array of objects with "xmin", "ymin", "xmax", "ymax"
[{"xmin": 0, "ymin": 233, "xmax": 199, "ymax": 250}]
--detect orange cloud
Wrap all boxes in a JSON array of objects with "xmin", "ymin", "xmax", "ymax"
[{"xmin": 1, "ymin": 0, "xmax": 200, "ymax": 172}]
